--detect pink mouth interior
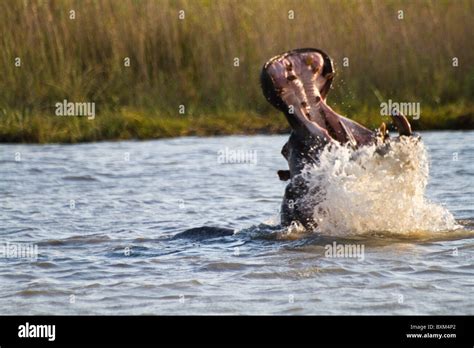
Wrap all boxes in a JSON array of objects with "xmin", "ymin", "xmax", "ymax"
[{"xmin": 266, "ymin": 51, "xmax": 364, "ymax": 146}]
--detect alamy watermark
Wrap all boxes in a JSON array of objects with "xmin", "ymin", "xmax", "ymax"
[
  {"xmin": 380, "ymin": 99, "xmax": 420, "ymax": 120},
  {"xmin": 217, "ymin": 147, "xmax": 257, "ymax": 164},
  {"xmin": 18, "ymin": 322, "xmax": 55, "ymax": 341},
  {"xmin": 55, "ymin": 99, "xmax": 95, "ymax": 120},
  {"xmin": 0, "ymin": 242, "xmax": 38, "ymax": 261},
  {"xmin": 324, "ymin": 241, "xmax": 365, "ymax": 261}
]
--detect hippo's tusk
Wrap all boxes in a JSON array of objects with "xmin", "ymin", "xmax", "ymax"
[
  {"xmin": 377, "ymin": 122, "xmax": 389, "ymax": 142},
  {"xmin": 338, "ymin": 119, "xmax": 358, "ymax": 148},
  {"xmin": 318, "ymin": 101, "xmax": 357, "ymax": 147},
  {"xmin": 390, "ymin": 111, "xmax": 412, "ymax": 136}
]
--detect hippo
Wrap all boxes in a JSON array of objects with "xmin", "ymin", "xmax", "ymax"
[{"xmin": 260, "ymin": 48, "xmax": 413, "ymax": 229}]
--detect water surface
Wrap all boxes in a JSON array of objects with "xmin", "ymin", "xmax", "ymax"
[{"xmin": 0, "ymin": 131, "xmax": 473, "ymax": 314}]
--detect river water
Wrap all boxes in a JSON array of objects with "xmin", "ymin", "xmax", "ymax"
[{"xmin": 0, "ymin": 131, "xmax": 473, "ymax": 314}]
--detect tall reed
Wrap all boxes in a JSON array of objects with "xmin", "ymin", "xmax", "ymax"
[{"xmin": 0, "ymin": 0, "xmax": 472, "ymax": 142}]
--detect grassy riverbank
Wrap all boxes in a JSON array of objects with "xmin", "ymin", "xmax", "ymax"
[
  {"xmin": 0, "ymin": 0, "xmax": 473, "ymax": 143},
  {"xmin": 1, "ymin": 103, "xmax": 472, "ymax": 143}
]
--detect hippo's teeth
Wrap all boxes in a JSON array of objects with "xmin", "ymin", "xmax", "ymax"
[
  {"xmin": 318, "ymin": 102, "xmax": 352, "ymax": 145},
  {"xmin": 377, "ymin": 122, "xmax": 390, "ymax": 142},
  {"xmin": 324, "ymin": 72, "xmax": 335, "ymax": 80},
  {"xmin": 339, "ymin": 119, "xmax": 358, "ymax": 148}
]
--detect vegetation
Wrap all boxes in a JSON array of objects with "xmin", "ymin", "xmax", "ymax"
[{"xmin": 1, "ymin": 0, "xmax": 473, "ymax": 143}]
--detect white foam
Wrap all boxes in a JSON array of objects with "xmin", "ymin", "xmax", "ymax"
[{"xmin": 299, "ymin": 137, "xmax": 459, "ymax": 236}]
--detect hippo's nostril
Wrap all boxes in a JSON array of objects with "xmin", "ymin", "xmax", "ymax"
[{"xmin": 287, "ymin": 75, "xmax": 297, "ymax": 81}]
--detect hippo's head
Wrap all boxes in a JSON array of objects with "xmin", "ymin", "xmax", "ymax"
[
  {"xmin": 261, "ymin": 48, "xmax": 413, "ymax": 179},
  {"xmin": 260, "ymin": 48, "xmax": 414, "ymax": 227}
]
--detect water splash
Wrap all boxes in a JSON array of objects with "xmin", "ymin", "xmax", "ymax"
[{"xmin": 300, "ymin": 137, "xmax": 459, "ymax": 236}]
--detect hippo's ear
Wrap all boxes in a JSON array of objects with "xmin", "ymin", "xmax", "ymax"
[{"xmin": 277, "ymin": 170, "xmax": 291, "ymax": 181}]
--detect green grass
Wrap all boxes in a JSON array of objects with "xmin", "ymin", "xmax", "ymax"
[
  {"xmin": 0, "ymin": 0, "xmax": 473, "ymax": 143},
  {"xmin": 1, "ymin": 103, "xmax": 472, "ymax": 144}
]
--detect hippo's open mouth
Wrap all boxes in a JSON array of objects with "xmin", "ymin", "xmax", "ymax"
[
  {"xmin": 260, "ymin": 48, "xmax": 415, "ymax": 227},
  {"xmin": 261, "ymin": 48, "xmax": 412, "ymax": 148}
]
